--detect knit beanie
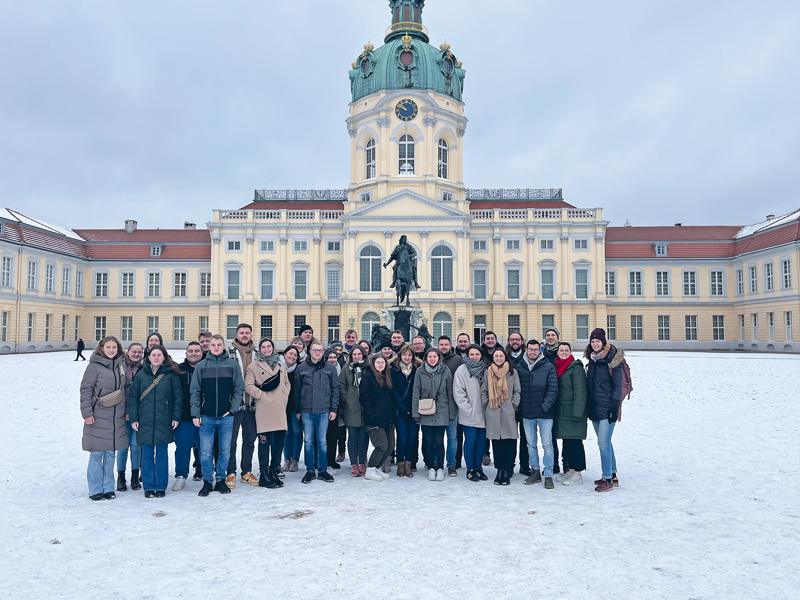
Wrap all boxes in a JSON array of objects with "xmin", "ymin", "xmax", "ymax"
[
  {"xmin": 589, "ymin": 328, "xmax": 607, "ymax": 345},
  {"xmin": 544, "ymin": 326, "xmax": 560, "ymax": 339}
]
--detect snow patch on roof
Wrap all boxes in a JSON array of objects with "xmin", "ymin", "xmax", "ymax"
[
  {"xmin": 735, "ymin": 209, "xmax": 800, "ymax": 239},
  {"xmin": 1, "ymin": 208, "xmax": 84, "ymax": 240}
]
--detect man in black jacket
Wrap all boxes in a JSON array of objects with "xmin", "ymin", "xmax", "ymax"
[
  {"xmin": 173, "ymin": 342, "xmax": 203, "ymax": 490},
  {"xmin": 506, "ymin": 332, "xmax": 531, "ymax": 476},
  {"xmin": 438, "ymin": 335, "xmax": 463, "ymax": 476}
]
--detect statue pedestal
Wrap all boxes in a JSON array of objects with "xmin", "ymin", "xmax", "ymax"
[{"xmin": 382, "ymin": 305, "xmax": 423, "ymax": 344}]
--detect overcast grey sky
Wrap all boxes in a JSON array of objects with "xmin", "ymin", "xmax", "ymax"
[{"xmin": 1, "ymin": 1, "xmax": 798, "ymax": 230}]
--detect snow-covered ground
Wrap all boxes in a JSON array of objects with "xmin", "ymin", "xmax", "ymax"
[{"xmin": 1, "ymin": 351, "xmax": 798, "ymax": 599}]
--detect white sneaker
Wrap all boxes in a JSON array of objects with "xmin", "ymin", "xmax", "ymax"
[
  {"xmin": 555, "ymin": 472, "xmax": 567, "ymax": 482},
  {"xmin": 365, "ymin": 467, "xmax": 384, "ymax": 481},
  {"xmin": 327, "ymin": 467, "xmax": 337, "ymax": 477},
  {"xmin": 172, "ymin": 476, "xmax": 186, "ymax": 491},
  {"xmin": 427, "ymin": 468, "xmax": 436, "ymax": 481},
  {"xmin": 379, "ymin": 469, "xmax": 391, "ymax": 480},
  {"xmin": 435, "ymin": 469, "xmax": 445, "ymax": 482},
  {"xmin": 562, "ymin": 472, "xmax": 583, "ymax": 486}
]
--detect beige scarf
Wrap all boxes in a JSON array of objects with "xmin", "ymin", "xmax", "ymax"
[{"xmin": 487, "ymin": 363, "xmax": 509, "ymax": 409}]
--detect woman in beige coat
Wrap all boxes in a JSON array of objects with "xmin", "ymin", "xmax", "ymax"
[
  {"xmin": 245, "ymin": 338, "xmax": 291, "ymax": 488},
  {"xmin": 481, "ymin": 348, "xmax": 521, "ymax": 486}
]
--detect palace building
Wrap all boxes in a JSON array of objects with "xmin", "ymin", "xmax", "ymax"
[{"xmin": 1, "ymin": 0, "xmax": 798, "ymax": 354}]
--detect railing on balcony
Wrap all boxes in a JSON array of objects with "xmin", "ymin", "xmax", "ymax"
[
  {"xmin": 470, "ymin": 207, "xmax": 595, "ymax": 221},
  {"xmin": 320, "ymin": 210, "xmax": 344, "ymax": 220},
  {"xmin": 470, "ymin": 210, "xmax": 494, "ymax": 219},
  {"xmin": 287, "ymin": 210, "xmax": 315, "ymax": 220},
  {"xmin": 533, "ymin": 209, "xmax": 562, "ymax": 219},
  {"xmin": 253, "ymin": 210, "xmax": 281, "ymax": 219},
  {"xmin": 466, "ymin": 188, "xmax": 563, "ymax": 200},
  {"xmin": 254, "ymin": 189, "xmax": 348, "ymax": 201},
  {"xmin": 499, "ymin": 209, "xmax": 527, "ymax": 219},
  {"xmin": 567, "ymin": 209, "xmax": 596, "ymax": 219},
  {"xmin": 219, "ymin": 210, "xmax": 248, "ymax": 219}
]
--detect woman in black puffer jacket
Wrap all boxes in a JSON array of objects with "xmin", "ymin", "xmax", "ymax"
[{"xmin": 359, "ymin": 355, "xmax": 395, "ymax": 482}]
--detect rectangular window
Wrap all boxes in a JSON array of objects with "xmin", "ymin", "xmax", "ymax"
[
  {"xmin": 147, "ymin": 272, "xmax": 160, "ymax": 297},
  {"xmin": 260, "ymin": 240, "xmax": 275, "ymax": 253},
  {"xmin": 683, "ymin": 271, "xmax": 697, "ymax": 296},
  {"xmin": 540, "ymin": 269, "xmax": 554, "ymax": 300},
  {"xmin": 44, "ymin": 314, "xmax": 51, "ymax": 342},
  {"xmin": 45, "ymin": 264, "xmax": 55, "ymax": 293},
  {"xmin": 74, "ymin": 316, "xmax": 80, "ymax": 341},
  {"xmin": 226, "ymin": 315, "xmax": 239, "ymax": 341},
  {"xmin": 712, "ymin": 315, "xmax": 725, "ymax": 341},
  {"xmin": 359, "ymin": 191, "xmax": 372, "ymax": 202},
  {"xmin": 94, "ymin": 316, "xmax": 106, "ymax": 341},
  {"xmin": 150, "ymin": 245, "xmax": 162, "ymax": 257},
  {"xmin": 656, "ymin": 271, "xmax": 670, "ymax": 296},
  {"xmin": 473, "ymin": 314, "xmax": 487, "ymax": 343},
  {"xmin": 473, "ymin": 269, "xmax": 487, "ymax": 300},
  {"xmin": 768, "ymin": 312, "xmax": 775, "ymax": 341},
  {"xmin": 27, "ymin": 261, "xmax": 37, "ymax": 290},
  {"xmin": 441, "ymin": 191, "xmax": 454, "ymax": 202},
  {"xmin": 94, "ymin": 272, "xmax": 108, "ymax": 297},
  {"xmin": 654, "ymin": 244, "xmax": 667, "ymax": 256},
  {"xmin": 539, "ymin": 239, "xmax": 554, "ymax": 252},
  {"xmin": 541, "ymin": 314, "xmax": 555, "ymax": 339},
  {"xmin": 630, "ymin": 315, "xmax": 643, "ymax": 341},
  {"xmin": 472, "ymin": 240, "xmax": 487, "ymax": 252},
  {"xmin": 227, "ymin": 271, "xmax": 240, "ymax": 300},
  {"xmin": 786, "ymin": 312, "xmax": 793, "ymax": 342},
  {"xmin": 326, "ymin": 241, "xmax": 341, "ymax": 253},
  {"xmin": 260, "ymin": 270, "xmax": 274, "ymax": 300},
  {"xmin": 736, "ymin": 269, "xmax": 744, "ymax": 295},
  {"xmin": 607, "ymin": 315, "xmax": 616, "ymax": 341},
  {"xmin": 227, "ymin": 240, "xmax": 241, "ymax": 252},
  {"xmin": 199, "ymin": 272, "xmax": 211, "ymax": 298},
  {"xmin": 293, "ymin": 240, "xmax": 308, "ymax": 253},
  {"xmin": 327, "ymin": 270, "xmax": 341, "ymax": 301},
  {"xmin": 781, "ymin": 259, "xmax": 792, "ymax": 289},
  {"xmin": 293, "ymin": 315, "xmax": 307, "ymax": 337},
  {"xmin": 748, "ymin": 266, "xmax": 757, "ymax": 293},
  {"xmin": 121, "ymin": 316, "xmax": 133, "ymax": 342},
  {"xmin": 121, "ymin": 272, "xmax": 134, "ymax": 298},
  {"xmin": 1, "ymin": 311, "xmax": 7, "ymax": 342},
  {"xmin": 294, "ymin": 270, "xmax": 307, "ymax": 300},
  {"xmin": 173, "ymin": 272, "xmax": 187, "ymax": 297},
  {"xmin": 752, "ymin": 314, "xmax": 758, "ymax": 340},
  {"xmin": 61, "ymin": 314, "xmax": 66, "ymax": 342},
  {"xmin": 575, "ymin": 268, "xmax": 589, "ymax": 299},
  {"xmin": 62, "ymin": 267, "xmax": 71, "ymax": 295},
  {"xmin": 507, "ymin": 314, "xmax": 521, "ymax": 335},
  {"xmin": 765, "ymin": 263, "xmax": 774, "ymax": 291},
  {"xmin": 260, "ymin": 315, "xmax": 273, "ymax": 340},
  {"xmin": 199, "ymin": 316, "xmax": 209, "ymax": 333},
  {"xmin": 27, "ymin": 313, "xmax": 34, "ymax": 342},
  {"xmin": 629, "ymin": 271, "xmax": 642, "ymax": 296},
  {"xmin": 507, "ymin": 269, "xmax": 520, "ymax": 299},
  {"xmin": 1, "ymin": 256, "xmax": 11, "ymax": 287},
  {"xmin": 573, "ymin": 239, "xmax": 588, "ymax": 251},
  {"xmin": 148, "ymin": 316, "xmax": 159, "ymax": 337},
  {"xmin": 658, "ymin": 315, "xmax": 670, "ymax": 340},
  {"xmin": 685, "ymin": 315, "xmax": 697, "ymax": 341},
  {"xmin": 605, "ymin": 271, "xmax": 616, "ymax": 296},
  {"xmin": 76, "ymin": 271, "xmax": 84, "ymax": 297},
  {"xmin": 710, "ymin": 270, "xmax": 724, "ymax": 296},
  {"xmin": 576, "ymin": 314, "xmax": 589, "ymax": 340},
  {"xmin": 327, "ymin": 315, "xmax": 340, "ymax": 343},
  {"xmin": 173, "ymin": 316, "xmax": 185, "ymax": 342},
  {"xmin": 505, "ymin": 239, "xmax": 521, "ymax": 252}
]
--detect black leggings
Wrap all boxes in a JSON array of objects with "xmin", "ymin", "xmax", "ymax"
[
  {"xmin": 421, "ymin": 425, "xmax": 446, "ymax": 469},
  {"xmin": 491, "ymin": 438, "xmax": 516, "ymax": 472},
  {"xmin": 561, "ymin": 439, "xmax": 586, "ymax": 471},
  {"xmin": 258, "ymin": 430, "xmax": 287, "ymax": 473}
]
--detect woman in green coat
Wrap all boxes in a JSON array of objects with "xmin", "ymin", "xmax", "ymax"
[
  {"xmin": 129, "ymin": 345, "xmax": 182, "ymax": 497},
  {"xmin": 553, "ymin": 342, "xmax": 589, "ymax": 485}
]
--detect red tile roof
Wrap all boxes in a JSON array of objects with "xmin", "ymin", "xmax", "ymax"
[
  {"xmin": 74, "ymin": 229, "xmax": 211, "ymax": 243},
  {"xmin": 605, "ymin": 225, "xmax": 740, "ymax": 242}
]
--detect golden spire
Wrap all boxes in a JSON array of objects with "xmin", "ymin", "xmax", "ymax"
[
  {"xmin": 364, "ymin": 40, "xmax": 375, "ymax": 52},
  {"xmin": 439, "ymin": 41, "xmax": 450, "ymax": 52},
  {"xmin": 401, "ymin": 33, "xmax": 412, "ymax": 50}
]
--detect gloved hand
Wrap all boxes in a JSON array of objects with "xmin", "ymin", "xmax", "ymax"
[{"xmin": 608, "ymin": 410, "xmax": 618, "ymax": 423}]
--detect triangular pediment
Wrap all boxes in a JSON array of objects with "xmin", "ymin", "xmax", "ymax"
[{"xmin": 343, "ymin": 189, "xmax": 469, "ymax": 222}]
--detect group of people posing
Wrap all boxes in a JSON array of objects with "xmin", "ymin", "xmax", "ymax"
[{"xmin": 79, "ymin": 322, "xmax": 626, "ymax": 500}]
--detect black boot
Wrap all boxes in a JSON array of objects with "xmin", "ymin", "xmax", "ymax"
[
  {"xmin": 259, "ymin": 469, "xmax": 274, "ymax": 488},
  {"xmin": 130, "ymin": 469, "xmax": 141, "ymax": 491},
  {"xmin": 116, "ymin": 471, "xmax": 127, "ymax": 492},
  {"xmin": 270, "ymin": 467, "xmax": 284, "ymax": 488},
  {"xmin": 501, "ymin": 469, "xmax": 511, "ymax": 486},
  {"xmin": 493, "ymin": 470, "xmax": 502, "ymax": 485}
]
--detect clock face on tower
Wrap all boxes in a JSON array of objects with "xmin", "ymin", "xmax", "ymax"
[{"xmin": 395, "ymin": 99, "xmax": 418, "ymax": 122}]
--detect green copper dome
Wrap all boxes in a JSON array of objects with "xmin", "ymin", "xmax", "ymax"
[{"xmin": 349, "ymin": 0, "xmax": 466, "ymax": 103}]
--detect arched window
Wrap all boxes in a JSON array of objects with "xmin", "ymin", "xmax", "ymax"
[
  {"xmin": 365, "ymin": 139, "xmax": 376, "ymax": 179},
  {"xmin": 438, "ymin": 139, "xmax": 448, "ymax": 179},
  {"xmin": 431, "ymin": 245, "xmax": 454, "ymax": 292},
  {"xmin": 432, "ymin": 311, "xmax": 453, "ymax": 339},
  {"xmin": 399, "ymin": 134, "xmax": 415, "ymax": 175},
  {"xmin": 361, "ymin": 311, "xmax": 380, "ymax": 341},
  {"xmin": 359, "ymin": 245, "xmax": 382, "ymax": 292}
]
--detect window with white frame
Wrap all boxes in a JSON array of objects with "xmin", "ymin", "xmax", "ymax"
[
  {"xmin": 294, "ymin": 270, "xmax": 307, "ymax": 300},
  {"xmin": 433, "ymin": 311, "xmax": 453, "ymax": 338},
  {"xmin": 119, "ymin": 272, "xmax": 133, "ymax": 298},
  {"xmin": 174, "ymin": 316, "xmax": 185, "ymax": 342},
  {"xmin": 226, "ymin": 270, "xmax": 240, "ymax": 300},
  {"xmin": 752, "ymin": 313, "xmax": 758, "ymax": 340},
  {"xmin": 359, "ymin": 191, "xmax": 372, "ymax": 202},
  {"xmin": 748, "ymin": 266, "xmax": 757, "ymax": 293},
  {"xmin": 121, "ymin": 316, "xmax": 133, "ymax": 342},
  {"xmin": 94, "ymin": 272, "xmax": 108, "ymax": 297},
  {"xmin": 472, "ymin": 239, "xmax": 487, "ymax": 252},
  {"xmin": 541, "ymin": 314, "xmax": 554, "ymax": 339},
  {"xmin": 507, "ymin": 269, "xmax": 520, "ymax": 299},
  {"xmin": 199, "ymin": 272, "xmax": 211, "ymax": 298},
  {"xmin": 61, "ymin": 266, "xmax": 71, "ymax": 295},
  {"xmin": 44, "ymin": 314, "xmax": 51, "ymax": 342},
  {"xmin": 1, "ymin": 311, "xmax": 8, "ymax": 342},
  {"xmin": 474, "ymin": 314, "xmax": 487, "ymax": 343},
  {"xmin": 199, "ymin": 316, "xmax": 209, "ymax": 333},
  {"xmin": 74, "ymin": 316, "xmax": 80, "ymax": 341},
  {"xmin": 505, "ymin": 239, "xmax": 521, "ymax": 252},
  {"xmin": 293, "ymin": 240, "xmax": 308, "ymax": 253},
  {"xmin": 327, "ymin": 315, "xmax": 340, "ymax": 344},
  {"xmin": 540, "ymin": 239, "xmax": 555, "ymax": 252},
  {"xmin": 366, "ymin": 139, "xmax": 376, "ymax": 179},
  {"xmin": 359, "ymin": 245, "xmax": 382, "ymax": 292},
  {"xmin": 45, "ymin": 264, "xmax": 55, "ymax": 293},
  {"xmin": 399, "ymin": 134, "xmax": 415, "ymax": 174},
  {"xmin": 656, "ymin": 270, "xmax": 670, "ymax": 296},
  {"xmin": 260, "ymin": 240, "xmax": 275, "ymax": 253},
  {"xmin": 683, "ymin": 271, "xmax": 697, "ymax": 296},
  {"xmin": 575, "ymin": 268, "xmax": 589, "ymax": 299},
  {"xmin": 2, "ymin": 256, "xmax": 13, "ymax": 287},
  {"xmin": 148, "ymin": 316, "xmax": 159, "ymax": 336},
  {"xmin": 293, "ymin": 315, "xmax": 306, "ymax": 338},
  {"xmin": 654, "ymin": 244, "xmax": 667, "ymax": 256},
  {"xmin": 629, "ymin": 271, "xmax": 642, "ymax": 296},
  {"xmin": 27, "ymin": 260, "xmax": 37, "ymax": 290},
  {"xmin": 658, "ymin": 315, "xmax": 671, "ymax": 340},
  {"xmin": 260, "ymin": 270, "xmax": 274, "ymax": 300},
  {"xmin": 94, "ymin": 316, "xmax": 106, "ymax": 341},
  {"xmin": 441, "ymin": 191, "xmax": 454, "ymax": 202},
  {"xmin": 631, "ymin": 315, "xmax": 643, "ymax": 340},
  {"xmin": 503, "ymin": 314, "xmax": 519, "ymax": 336},
  {"xmin": 786, "ymin": 312, "xmax": 793, "ymax": 341},
  {"xmin": 260, "ymin": 315, "xmax": 273, "ymax": 340},
  {"xmin": 27, "ymin": 313, "xmax": 34, "ymax": 342},
  {"xmin": 735, "ymin": 269, "xmax": 744, "ymax": 295},
  {"xmin": 147, "ymin": 272, "xmax": 160, "ymax": 297},
  {"xmin": 712, "ymin": 315, "xmax": 725, "ymax": 340},
  {"xmin": 227, "ymin": 240, "xmax": 241, "ymax": 252},
  {"xmin": 710, "ymin": 270, "xmax": 724, "ymax": 296},
  {"xmin": 607, "ymin": 315, "xmax": 616, "ymax": 341},
  {"xmin": 573, "ymin": 239, "xmax": 588, "ymax": 251},
  {"xmin": 739, "ymin": 314, "xmax": 745, "ymax": 340},
  {"xmin": 768, "ymin": 312, "xmax": 775, "ymax": 340},
  {"xmin": 61, "ymin": 314, "xmax": 66, "ymax": 341},
  {"xmin": 326, "ymin": 241, "xmax": 341, "ymax": 253},
  {"xmin": 431, "ymin": 245, "xmax": 454, "ymax": 292},
  {"xmin": 685, "ymin": 315, "xmax": 697, "ymax": 341},
  {"xmin": 438, "ymin": 139, "xmax": 448, "ymax": 179},
  {"xmin": 226, "ymin": 315, "xmax": 239, "ymax": 340},
  {"xmin": 781, "ymin": 259, "xmax": 792, "ymax": 289},
  {"xmin": 150, "ymin": 245, "xmax": 162, "ymax": 257},
  {"xmin": 605, "ymin": 271, "xmax": 616, "ymax": 296},
  {"xmin": 473, "ymin": 269, "xmax": 487, "ymax": 300},
  {"xmin": 327, "ymin": 269, "xmax": 341, "ymax": 301},
  {"xmin": 541, "ymin": 269, "xmax": 555, "ymax": 299},
  {"xmin": 361, "ymin": 312, "xmax": 380, "ymax": 340},
  {"xmin": 173, "ymin": 272, "xmax": 187, "ymax": 297},
  {"xmin": 764, "ymin": 262, "xmax": 774, "ymax": 291},
  {"xmin": 576, "ymin": 314, "xmax": 589, "ymax": 340},
  {"xmin": 76, "ymin": 270, "xmax": 84, "ymax": 296}
]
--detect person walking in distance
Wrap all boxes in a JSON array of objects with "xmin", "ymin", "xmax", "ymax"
[{"xmin": 75, "ymin": 338, "xmax": 87, "ymax": 361}]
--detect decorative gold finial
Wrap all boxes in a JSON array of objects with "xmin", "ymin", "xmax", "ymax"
[
  {"xmin": 352, "ymin": 61, "xmax": 357, "ymax": 69},
  {"xmin": 401, "ymin": 33, "xmax": 412, "ymax": 50},
  {"xmin": 456, "ymin": 59, "xmax": 463, "ymax": 68},
  {"xmin": 439, "ymin": 41, "xmax": 450, "ymax": 52},
  {"xmin": 364, "ymin": 41, "xmax": 374, "ymax": 52}
]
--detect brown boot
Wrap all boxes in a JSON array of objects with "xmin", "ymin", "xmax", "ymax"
[
  {"xmin": 396, "ymin": 461, "xmax": 406, "ymax": 477},
  {"xmin": 404, "ymin": 461, "xmax": 414, "ymax": 478}
]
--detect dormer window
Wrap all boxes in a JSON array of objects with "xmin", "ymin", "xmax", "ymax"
[
  {"xmin": 150, "ymin": 245, "xmax": 162, "ymax": 257},
  {"xmin": 654, "ymin": 244, "xmax": 668, "ymax": 256}
]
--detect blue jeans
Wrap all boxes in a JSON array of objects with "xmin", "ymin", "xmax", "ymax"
[
  {"xmin": 87, "ymin": 451, "xmax": 115, "ymax": 495},
  {"xmin": 173, "ymin": 421, "xmax": 200, "ymax": 477},
  {"xmin": 141, "ymin": 444, "xmax": 169, "ymax": 491},
  {"xmin": 283, "ymin": 413, "xmax": 303, "ymax": 462},
  {"xmin": 462, "ymin": 425, "xmax": 486, "ymax": 472},
  {"xmin": 116, "ymin": 422, "xmax": 141, "ymax": 471},
  {"xmin": 592, "ymin": 419, "xmax": 617, "ymax": 479},
  {"xmin": 395, "ymin": 414, "xmax": 419, "ymax": 463},
  {"xmin": 523, "ymin": 418, "xmax": 554, "ymax": 477},
  {"xmin": 301, "ymin": 413, "xmax": 329, "ymax": 472},
  {"xmin": 199, "ymin": 415, "xmax": 234, "ymax": 483},
  {"xmin": 446, "ymin": 419, "xmax": 458, "ymax": 467}
]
